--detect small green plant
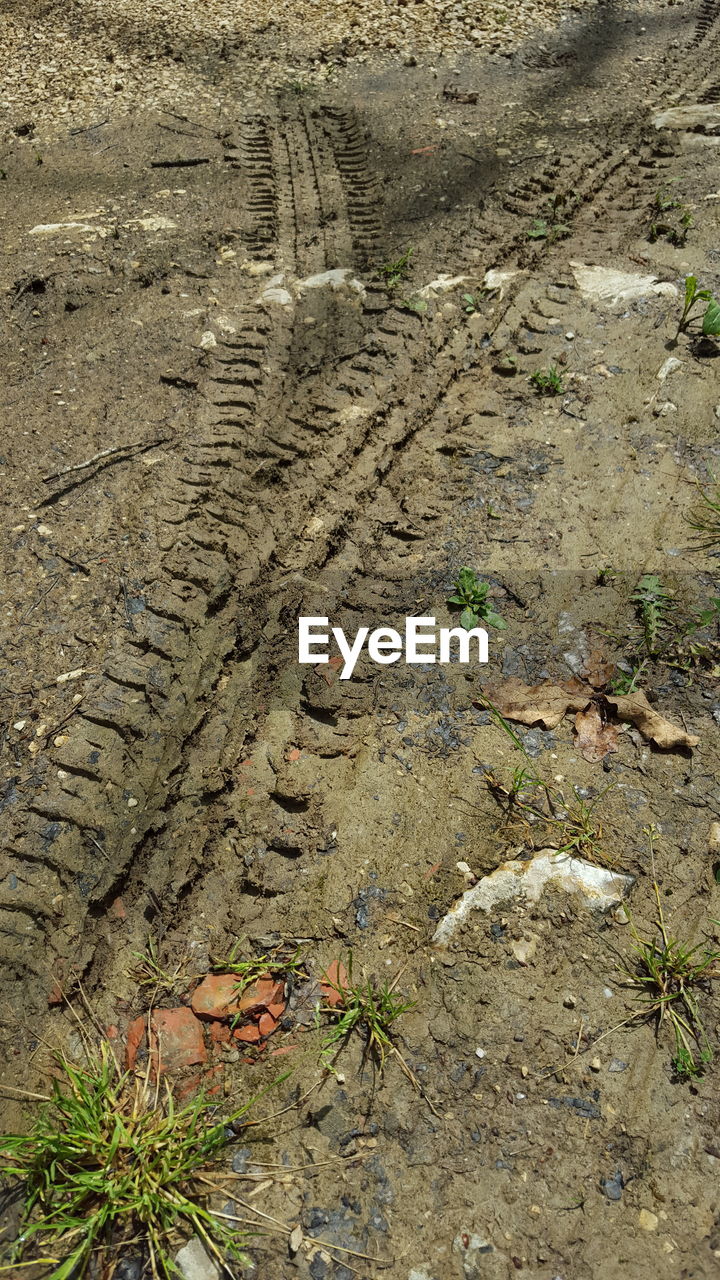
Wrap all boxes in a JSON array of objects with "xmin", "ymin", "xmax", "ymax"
[
  {"xmin": 479, "ymin": 697, "xmax": 610, "ymax": 861},
  {"xmin": 447, "ymin": 567, "xmax": 507, "ymax": 631},
  {"xmin": 462, "ymin": 292, "xmax": 479, "ymax": 314},
  {"xmin": 677, "ymin": 275, "xmax": 720, "ymax": 339},
  {"xmin": 0, "ymin": 1043, "xmax": 265, "ymax": 1278},
  {"xmin": 529, "ymin": 365, "xmax": 564, "ymax": 396},
  {"xmin": 621, "ymin": 827, "xmax": 720, "ymax": 1078},
  {"xmin": 130, "ymin": 937, "xmax": 188, "ymax": 1002},
  {"xmin": 666, "ymin": 597, "xmax": 720, "ymax": 671},
  {"xmin": 320, "ymin": 953, "xmax": 416, "ymax": 1080},
  {"xmin": 378, "ymin": 247, "xmax": 414, "ymax": 290},
  {"xmin": 609, "ymin": 658, "xmax": 648, "ymax": 695},
  {"xmin": 648, "ymin": 187, "xmax": 693, "ymax": 246},
  {"xmin": 631, "ymin": 574, "xmax": 673, "ymax": 657},
  {"xmin": 211, "ymin": 942, "xmax": 304, "ymax": 1024},
  {"xmin": 687, "ymin": 478, "xmax": 720, "ymax": 549},
  {"xmin": 526, "ymin": 195, "xmax": 571, "ymax": 244},
  {"xmin": 401, "ymin": 295, "xmax": 428, "ymax": 314}
]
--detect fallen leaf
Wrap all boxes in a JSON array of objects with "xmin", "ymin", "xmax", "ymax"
[
  {"xmin": 582, "ymin": 648, "xmax": 616, "ymax": 689},
  {"xmin": 480, "ymin": 678, "xmax": 698, "ymax": 752},
  {"xmin": 480, "ymin": 677, "xmax": 591, "ymax": 729},
  {"xmin": 574, "ymin": 704, "xmax": 619, "ymax": 762},
  {"xmin": 606, "ymin": 690, "xmax": 699, "ymax": 749}
]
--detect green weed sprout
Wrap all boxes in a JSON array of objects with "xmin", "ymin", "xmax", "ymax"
[
  {"xmin": 478, "ymin": 696, "xmax": 609, "ymax": 861},
  {"xmin": 529, "ymin": 366, "xmax": 564, "ymax": 396},
  {"xmin": 678, "ymin": 275, "xmax": 720, "ymax": 339},
  {"xmin": 621, "ymin": 828, "xmax": 720, "ymax": 1079},
  {"xmin": 448, "ymin": 568, "xmax": 507, "ymax": 631},
  {"xmin": 687, "ymin": 477, "xmax": 720, "ymax": 549},
  {"xmin": 631, "ymin": 574, "xmax": 672, "ymax": 657},
  {"xmin": 320, "ymin": 954, "xmax": 416, "ymax": 1081},
  {"xmin": 378, "ymin": 247, "xmax": 414, "ymax": 289}
]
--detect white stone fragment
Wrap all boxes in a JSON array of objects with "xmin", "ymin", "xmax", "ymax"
[
  {"xmin": 653, "ymin": 105, "xmax": 720, "ymax": 133},
  {"xmin": 432, "ymin": 850, "xmax": 634, "ymax": 947},
  {"xmin": 570, "ymin": 261, "xmax": 678, "ymax": 306},
  {"xmin": 657, "ymin": 356, "xmax": 683, "ymax": 381},
  {"xmin": 417, "ymin": 273, "xmax": 468, "ymax": 299},
  {"xmin": 175, "ymin": 1237, "xmax": 219, "ymax": 1280}
]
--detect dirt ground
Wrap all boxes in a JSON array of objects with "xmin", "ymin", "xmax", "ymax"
[{"xmin": 2, "ymin": 1, "xmax": 720, "ymax": 1277}]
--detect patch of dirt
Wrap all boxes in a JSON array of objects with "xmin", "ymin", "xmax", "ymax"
[{"xmin": 2, "ymin": 2, "xmax": 720, "ymax": 1279}]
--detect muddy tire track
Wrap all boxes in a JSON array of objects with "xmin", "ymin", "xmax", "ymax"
[{"xmin": 4, "ymin": 10, "xmax": 720, "ymax": 1016}]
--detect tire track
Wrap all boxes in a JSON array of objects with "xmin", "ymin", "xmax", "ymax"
[{"xmin": 7, "ymin": 9, "xmax": 720, "ymax": 1008}]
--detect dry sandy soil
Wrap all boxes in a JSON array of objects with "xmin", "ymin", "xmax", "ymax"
[{"xmin": 2, "ymin": 1, "xmax": 720, "ymax": 1278}]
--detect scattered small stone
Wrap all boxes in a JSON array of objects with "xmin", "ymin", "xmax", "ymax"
[
  {"xmin": 608, "ymin": 1058, "xmax": 629, "ymax": 1073},
  {"xmin": 175, "ymin": 1236, "xmax": 219, "ymax": 1280},
  {"xmin": 600, "ymin": 1171, "xmax": 624, "ymax": 1201},
  {"xmin": 657, "ymin": 356, "xmax": 683, "ymax": 381},
  {"xmin": 510, "ymin": 934, "xmax": 538, "ymax": 965},
  {"xmin": 638, "ymin": 1209, "xmax": 659, "ymax": 1231}
]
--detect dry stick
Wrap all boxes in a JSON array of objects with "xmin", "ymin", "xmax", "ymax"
[
  {"xmin": 42, "ymin": 438, "xmax": 169, "ymax": 484},
  {"xmin": 241, "ymin": 1076, "xmax": 325, "ymax": 1128},
  {"xmin": 214, "ymin": 1205, "xmax": 390, "ymax": 1269},
  {"xmin": 20, "ymin": 573, "xmax": 60, "ymax": 622}
]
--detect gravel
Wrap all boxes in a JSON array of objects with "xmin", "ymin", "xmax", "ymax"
[{"xmin": 2, "ymin": 0, "xmax": 603, "ymax": 139}]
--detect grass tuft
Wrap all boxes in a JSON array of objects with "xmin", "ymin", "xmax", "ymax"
[
  {"xmin": 0, "ymin": 1042, "xmax": 263, "ymax": 1279},
  {"xmin": 320, "ymin": 954, "xmax": 416, "ymax": 1080},
  {"xmin": 687, "ymin": 479, "xmax": 720, "ymax": 549},
  {"xmin": 620, "ymin": 828, "xmax": 720, "ymax": 1078}
]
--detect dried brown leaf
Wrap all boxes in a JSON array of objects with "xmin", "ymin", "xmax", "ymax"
[
  {"xmin": 481, "ymin": 677, "xmax": 592, "ymax": 729},
  {"xmin": 582, "ymin": 648, "xmax": 616, "ymax": 690},
  {"xmin": 574, "ymin": 703, "xmax": 619, "ymax": 762},
  {"xmin": 606, "ymin": 690, "xmax": 699, "ymax": 750},
  {"xmin": 481, "ymin": 678, "xmax": 699, "ymax": 753}
]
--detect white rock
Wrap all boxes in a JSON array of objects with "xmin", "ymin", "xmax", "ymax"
[
  {"xmin": 657, "ymin": 356, "xmax": 683, "ymax": 381},
  {"xmin": 261, "ymin": 287, "xmax": 293, "ymax": 305},
  {"xmin": 510, "ymin": 935, "xmax": 538, "ymax": 965},
  {"xmin": 638, "ymin": 1209, "xmax": 659, "ymax": 1232},
  {"xmin": 241, "ymin": 259, "xmax": 275, "ymax": 276},
  {"xmin": 175, "ymin": 1238, "xmax": 219, "ymax": 1280},
  {"xmin": 30, "ymin": 221, "xmax": 99, "ymax": 235},
  {"xmin": 199, "ymin": 330, "xmax": 217, "ymax": 350},
  {"xmin": 417, "ymin": 273, "xmax": 468, "ymax": 299},
  {"xmin": 296, "ymin": 267, "xmax": 365, "ymax": 296},
  {"xmin": 432, "ymin": 851, "xmax": 634, "ymax": 947},
  {"xmin": 483, "ymin": 267, "xmax": 519, "ymax": 298},
  {"xmin": 570, "ymin": 261, "xmax": 677, "ymax": 306},
  {"xmin": 653, "ymin": 401, "xmax": 677, "ymax": 417},
  {"xmin": 259, "ymin": 274, "xmax": 293, "ymax": 306},
  {"xmin": 133, "ymin": 215, "xmax": 177, "ymax": 232},
  {"xmin": 653, "ymin": 105, "xmax": 720, "ymax": 133}
]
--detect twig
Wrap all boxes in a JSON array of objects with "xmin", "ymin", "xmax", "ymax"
[
  {"xmin": 20, "ymin": 574, "xmax": 60, "ymax": 622},
  {"xmin": 43, "ymin": 438, "xmax": 169, "ymax": 484}
]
